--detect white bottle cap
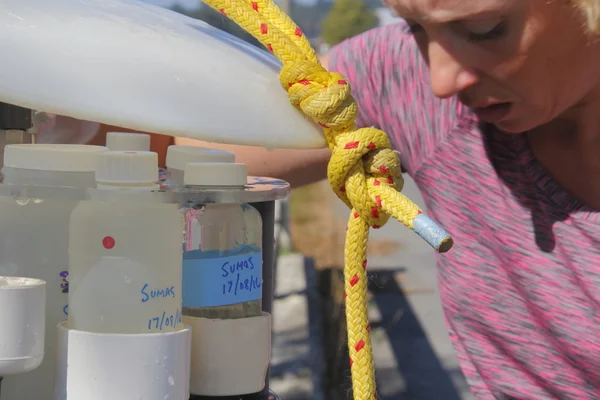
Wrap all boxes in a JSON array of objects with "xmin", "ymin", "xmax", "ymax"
[
  {"xmin": 106, "ymin": 132, "xmax": 151, "ymax": 152},
  {"xmin": 166, "ymin": 145, "xmax": 235, "ymax": 171},
  {"xmin": 96, "ymin": 151, "xmax": 158, "ymax": 185},
  {"xmin": 3, "ymin": 144, "xmax": 108, "ymax": 171},
  {"xmin": 184, "ymin": 162, "xmax": 247, "ymax": 187}
]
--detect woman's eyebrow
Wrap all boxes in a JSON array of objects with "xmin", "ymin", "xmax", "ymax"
[{"xmin": 392, "ymin": 0, "xmax": 515, "ymax": 23}]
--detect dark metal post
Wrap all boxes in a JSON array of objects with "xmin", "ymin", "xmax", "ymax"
[{"xmin": 247, "ymin": 200, "xmax": 276, "ymax": 399}]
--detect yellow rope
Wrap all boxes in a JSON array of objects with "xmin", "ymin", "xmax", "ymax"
[{"xmin": 200, "ymin": 1, "xmax": 454, "ymax": 398}]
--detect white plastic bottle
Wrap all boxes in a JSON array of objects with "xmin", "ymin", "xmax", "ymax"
[
  {"xmin": 68, "ymin": 151, "xmax": 184, "ymax": 333},
  {"xmin": 0, "ymin": 144, "xmax": 108, "ymax": 400},
  {"xmin": 164, "ymin": 145, "xmax": 235, "ymax": 186},
  {"xmin": 182, "ymin": 162, "xmax": 263, "ymax": 319},
  {"xmin": 105, "ymin": 131, "xmax": 151, "ymax": 151}
]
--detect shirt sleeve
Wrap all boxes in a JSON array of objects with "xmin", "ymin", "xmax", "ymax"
[{"xmin": 327, "ymin": 22, "xmax": 461, "ymax": 176}]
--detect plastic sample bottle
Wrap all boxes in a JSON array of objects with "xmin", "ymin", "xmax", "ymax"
[
  {"xmin": 0, "ymin": 144, "xmax": 108, "ymax": 400},
  {"xmin": 105, "ymin": 131, "xmax": 151, "ymax": 152},
  {"xmin": 182, "ymin": 162, "xmax": 263, "ymax": 319},
  {"xmin": 68, "ymin": 151, "xmax": 184, "ymax": 333},
  {"xmin": 164, "ymin": 145, "xmax": 235, "ymax": 186}
]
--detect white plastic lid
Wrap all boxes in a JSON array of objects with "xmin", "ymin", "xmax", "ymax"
[
  {"xmin": 166, "ymin": 145, "xmax": 235, "ymax": 171},
  {"xmin": 3, "ymin": 144, "xmax": 108, "ymax": 171},
  {"xmin": 184, "ymin": 162, "xmax": 247, "ymax": 187},
  {"xmin": 106, "ymin": 132, "xmax": 151, "ymax": 152},
  {"xmin": 96, "ymin": 151, "xmax": 158, "ymax": 184}
]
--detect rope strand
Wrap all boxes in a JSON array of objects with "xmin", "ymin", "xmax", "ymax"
[{"xmin": 199, "ymin": 1, "xmax": 455, "ymax": 397}]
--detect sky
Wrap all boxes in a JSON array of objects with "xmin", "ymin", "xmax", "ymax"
[{"xmin": 142, "ymin": 0, "xmax": 399, "ymax": 23}]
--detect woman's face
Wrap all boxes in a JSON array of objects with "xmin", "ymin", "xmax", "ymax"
[{"xmin": 388, "ymin": 0, "xmax": 600, "ymax": 133}]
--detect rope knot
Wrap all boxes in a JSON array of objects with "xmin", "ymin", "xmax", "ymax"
[
  {"xmin": 280, "ymin": 60, "xmax": 357, "ymax": 130},
  {"xmin": 328, "ymin": 127, "xmax": 404, "ymax": 230},
  {"xmin": 280, "ymin": 61, "xmax": 406, "ymax": 231}
]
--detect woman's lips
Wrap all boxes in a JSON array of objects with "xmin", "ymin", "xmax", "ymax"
[{"xmin": 472, "ymin": 103, "xmax": 512, "ymax": 123}]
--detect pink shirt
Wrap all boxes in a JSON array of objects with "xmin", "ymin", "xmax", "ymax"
[{"xmin": 329, "ymin": 22, "xmax": 600, "ymax": 399}]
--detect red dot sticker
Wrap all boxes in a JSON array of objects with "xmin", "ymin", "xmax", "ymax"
[{"xmin": 102, "ymin": 236, "xmax": 115, "ymax": 249}]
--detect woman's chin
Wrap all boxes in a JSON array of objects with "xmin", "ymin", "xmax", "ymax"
[{"xmin": 492, "ymin": 115, "xmax": 534, "ymax": 135}]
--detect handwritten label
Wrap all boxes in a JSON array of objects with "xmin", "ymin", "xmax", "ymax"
[
  {"xmin": 60, "ymin": 271, "xmax": 69, "ymax": 318},
  {"xmin": 183, "ymin": 251, "xmax": 262, "ymax": 308},
  {"xmin": 140, "ymin": 284, "xmax": 176, "ymax": 303},
  {"xmin": 148, "ymin": 308, "xmax": 182, "ymax": 331},
  {"xmin": 59, "ymin": 271, "xmax": 69, "ymax": 293}
]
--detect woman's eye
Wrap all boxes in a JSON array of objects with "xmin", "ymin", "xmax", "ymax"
[
  {"xmin": 405, "ymin": 19, "xmax": 507, "ymax": 42},
  {"xmin": 463, "ymin": 20, "xmax": 507, "ymax": 42}
]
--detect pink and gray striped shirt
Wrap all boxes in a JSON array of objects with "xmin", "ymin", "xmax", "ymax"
[{"xmin": 329, "ymin": 22, "xmax": 600, "ymax": 399}]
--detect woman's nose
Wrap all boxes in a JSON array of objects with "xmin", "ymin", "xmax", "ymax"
[{"xmin": 428, "ymin": 40, "xmax": 478, "ymax": 99}]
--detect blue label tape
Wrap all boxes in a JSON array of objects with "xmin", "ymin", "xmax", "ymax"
[{"xmin": 183, "ymin": 250, "xmax": 263, "ymax": 308}]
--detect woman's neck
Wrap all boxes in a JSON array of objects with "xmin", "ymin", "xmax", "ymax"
[{"xmin": 528, "ymin": 95, "xmax": 600, "ymax": 210}]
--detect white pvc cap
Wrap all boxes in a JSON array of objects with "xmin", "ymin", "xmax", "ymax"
[
  {"xmin": 3, "ymin": 144, "xmax": 108, "ymax": 171},
  {"xmin": 184, "ymin": 162, "xmax": 247, "ymax": 187},
  {"xmin": 55, "ymin": 322, "xmax": 191, "ymax": 400},
  {"xmin": 106, "ymin": 132, "xmax": 151, "ymax": 152},
  {"xmin": 0, "ymin": 277, "xmax": 46, "ymax": 375},
  {"xmin": 166, "ymin": 145, "xmax": 235, "ymax": 171},
  {"xmin": 96, "ymin": 151, "xmax": 158, "ymax": 184},
  {"xmin": 184, "ymin": 313, "xmax": 271, "ymax": 396}
]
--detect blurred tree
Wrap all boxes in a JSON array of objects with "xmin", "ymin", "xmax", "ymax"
[
  {"xmin": 320, "ymin": 0, "xmax": 378, "ymax": 46},
  {"xmin": 170, "ymin": 4, "xmax": 263, "ymax": 49}
]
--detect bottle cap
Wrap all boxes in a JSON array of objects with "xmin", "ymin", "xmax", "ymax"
[
  {"xmin": 96, "ymin": 151, "xmax": 158, "ymax": 185},
  {"xmin": 3, "ymin": 144, "xmax": 108, "ymax": 171},
  {"xmin": 166, "ymin": 146, "xmax": 235, "ymax": 171},
  {"xmin": 106, "ymin": 132, "xmax": 151, "ymax": 152},
  {"xmin": 184, "ymin": 162, "xmax": 247, "ymax": 187}
]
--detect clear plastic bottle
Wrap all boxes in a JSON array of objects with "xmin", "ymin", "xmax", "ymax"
[
  {"xmin": 68, "ymin": 151, "xmax": 184, "ymax": 333},
  {"xmin": 0, "ymin": 144, "xmax": 108, "ymax": 400},
  {"xmin": 164, "ymin": 145, "xmax": 235, "ymax": 186},
  {"xmin": 182, "ymin": 162, "xmax": 263, "ymax": 319},
  {"xmin": 105, "ymin": 131, "xmax": 151, "ymax": 152}
]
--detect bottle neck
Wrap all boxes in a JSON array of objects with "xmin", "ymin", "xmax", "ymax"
[
  {"xmin": 96, "ymin": 182, "xmax": 160, "ymax": 191},
  {"xmin": 2, "ymin": 167, "xmax": 96, "ymax": 188}
]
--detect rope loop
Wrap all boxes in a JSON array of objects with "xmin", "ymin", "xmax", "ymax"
[{"xmin": 280, "ymin": 61, "xmax": 358, "ymax": 131}]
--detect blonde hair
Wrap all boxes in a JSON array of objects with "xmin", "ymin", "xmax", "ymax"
[{"xmin": 574, "ymin": 0, "xmax": 600, "ymax": 33}]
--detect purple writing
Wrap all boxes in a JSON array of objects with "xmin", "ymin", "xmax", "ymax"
[
  {"xmin": 148, "ymin": 308, "xmax": 182, "ymax": 331},
  {"xmin": 59, "ymin": 270, "xmax": 69, "ymax": 294},
  {"xmin": 221, "ymin": 256, "xmax": 255, "ymax": 277},
  {"xmin": 140, "ymin": 284, "xmax": 176, "ymax": 303},
  {"xmin": 222, "ymin": 274, "xmax": 261, "ymax": 296}
]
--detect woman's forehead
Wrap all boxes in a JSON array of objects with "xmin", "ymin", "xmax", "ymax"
[{"xmin": 389, "ymin": 0, "xmax": 518, "ymax": 21}]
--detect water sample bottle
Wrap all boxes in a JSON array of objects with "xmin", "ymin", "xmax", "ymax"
[
  {"xmin": 105, "ymin": 131, "xmax": 151, "ymax": 152},
  {"xmin": 0, "ymin": 144, "xmax": 108, "ymax": 400},
  {"xmin": 164, "ymin": 145, "xmax": 235, "ymax": 186},
  {"xmin": 182, "ymin": 162, "xmax": 263, "ymax": 319},
  {"xmin": 68, "ymin": 151, "xmax": 184, "ymax": 333}
]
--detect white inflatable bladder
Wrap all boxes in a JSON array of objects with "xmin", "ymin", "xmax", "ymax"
[{"xmin": 0, "ymin": 0, "xmax": 326, "ymax": 149}]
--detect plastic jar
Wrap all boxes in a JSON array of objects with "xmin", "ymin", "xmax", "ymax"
[
  {"xmin": 68, "ymin": 151, "xmax": 184, "ymax": 334},
  {"xmin": 164, "ymin": 145, "xmax": 235, "ymax": 186},
  {"xmin": 0, "ymin": 144, "xmax": 108, "ymax": 400},
  {"xmin": 182, "ymin": 162, "xmax": 262, "ymax": 319}
]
